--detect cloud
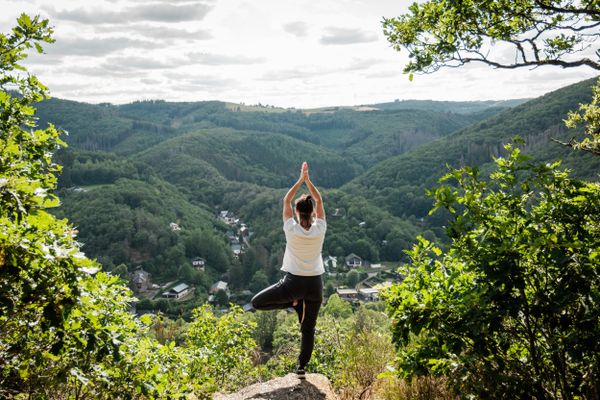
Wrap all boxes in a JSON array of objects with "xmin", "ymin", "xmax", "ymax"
[
  {"xmin": 364, "ymin": 69, "xmax": 404, "ymax": 79},
  {"xmin": 283, "ymin": 21, "xmax": 308, "ymax": 37},
  {"xmin": 185, "ymin": 52, "xmax": 265, "ymax": 65},
  {"xmin": 164, "ymin": 71, "xmax": 235, "ymax": 87},
  {"xmin": 24, "ymin": 53, "xmax": 64, "ymax": 66},
  {"xmin": 346, "ymin": 58, "xmax": 381, "ymax": 71},
  {"xmin": 45, "ymin": 36, "xmax": 162, "ymax": 56},
  {"xmin": 139, "ymin": 78, "xmax": 162, "ymax": 85},
  {"xmin": 95, "ymin": 24, "xmax": 212, "ymax": 41},
  {"xmin": 260, "ymin": 58, "xmax": 379, "ymax": 82},
  {"xmin": 102, "ymin": 56, "xmax": 179, "ymax": 71},
  {"xmin": 320, "ymin": 27, "xmax": 377, "ymax": 45},
  {"xmin": 170, "ymin": 80, "xmax": 234, "ymax": 92},
  {"xmin": 47, "ymin": 2, "xmax": 213, "ymax": 24},
  {"xmin": 167, "ymin": 75, "xmax": 237, "ymax": 93},
  {"xmin": 131, "ymin": 2, "xmax": 212, "ymax": 23},
  {"xmin": 260, "ymin": 68, "xmax": 323, "ymax": 81},
  {"xmin": 46, "ymin": 82, "xmax": 88, "ymax": 92}
]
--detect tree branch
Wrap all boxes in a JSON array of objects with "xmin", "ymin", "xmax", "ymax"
[
  {"xmin": 551, "ymin": 137, "xmax": 600, "ymax": 156},
  {"xmin": 460, "ymin": 55, "xmax": 600, "ymax": 70},
  {"xmin": 533, "ymin": 0, "xmax": 600, "ymax": 18}
]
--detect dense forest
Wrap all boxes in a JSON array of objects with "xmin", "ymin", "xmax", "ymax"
[{"xmin": 34, "ymin": 76, "xmax": 598, "ymax": 296}]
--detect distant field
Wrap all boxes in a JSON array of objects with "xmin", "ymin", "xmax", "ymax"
[{"xmin": 224, "ymin": 102, "xmax": 291, "ymax": 113}]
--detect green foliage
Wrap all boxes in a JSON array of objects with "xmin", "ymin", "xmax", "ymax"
[
  {"xmin": 0, "ymin": 13, "xmax": 82, "ymax": 395},
  {"xmin": 382, "ymin": 0, "xmax": 600, "ymax": 74},
  {"xmin": 249, "ymin": 270, "xmax": 269, "ymax": 294},
  {"xmin": 334, "ymin": 306, "xmax": 395, "ymax": 399},
  {"xmin": 322, "ymin": 294, "xmax": 353, "ymax": 319},
  {"xmin": 385, "ymin": 145, "xmax": 600, "ymax": 398},
  {"xmin": 373, "ymin": 374, "xmax": 457, "ymax": 400},
  {"xmin": 186, "ymin": 305, "xmax": 256, "ymax": 389},
  {"xmin": 250, "ymin": 309, "xmax": 278, "ymax": 351},
  {"xmin": 345, "ymin": 269, "xmax": 360, "ymax": 287},
  {"xmin": 565, "ymin": 78, "xmax": 600, "ymax": 156},
  {"xmin": 0, "ymin": 15, "xmax": 255, "ymax": 399}
]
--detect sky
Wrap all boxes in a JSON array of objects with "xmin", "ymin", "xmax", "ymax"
[{"xmin": 1, "ymin": 0, "xmax": 598, "ymax": 108}]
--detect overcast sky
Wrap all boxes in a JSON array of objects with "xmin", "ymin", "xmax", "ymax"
[{"xmin": 1, "ymin": 0, "xmax": 598, "ymax": 108}]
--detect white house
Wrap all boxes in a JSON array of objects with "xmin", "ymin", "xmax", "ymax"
[
  {"xmin": 219, "ymin": 210, "xmax": 236, "ymax": 225},
  {"xmin": 345, "ymin": 253, "xmax": 363, "ymax": 268},
  {"xmin": 210, "ymin": 280, "xmax": 229, "ymax": 295},
  {"xmin": 336, "ymin": 288, "xmax": 359, "ymax": 302},
  {"xmin": 358, "ymin": 287, "xmax": 379, "ymax": 302},
  {"xmin": 191, "ymin": 257, "xmax": 206, "ymax": 270},
  {"xmin": 162, "ymin": 283, "xmax": 191, "ymax": 299}
]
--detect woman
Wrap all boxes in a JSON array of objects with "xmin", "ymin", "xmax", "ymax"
[{"xmin": 251, "ymin": 161, "xmax": 326, "ymax": 380}]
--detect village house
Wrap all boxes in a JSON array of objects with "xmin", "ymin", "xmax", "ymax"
[
  {"xmin": 336, "ymin": 288, "xmax": 359, "ymax": 302},
  {"xmin": 162, "ymin": 283, "xmax": 191, "ymax": 299},
  {"xmin": 128, "ymin": 267, "xmax": 151, "ymax": 293},
  {"xmin": 208, "ymin": 280, "xmax": 230, "ymax": 303},
  {"xmin": 191, "ymin": 256, "xmax": 206, "ymax": 271},
  {"xmin": 219, "ymin": 210, "xmax": 236, "ymax": 225},
  {"xmin": 210, "ymin": 280, "xmax": 229, "ymax": 295},
  {"xmin": 345, "ymin": 253, "xmax": 363, "ymax": 268},
  {"xmin": 358, "ymin": 287, "xmax": 379, "ymax": 302}
]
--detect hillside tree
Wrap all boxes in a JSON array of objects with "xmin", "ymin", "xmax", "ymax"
[
  {"xmin": 383, "ymin": 1, "xmax": 600, "ymax": 398},
  {"xmin": 0, "ymin": 14, "xmax": 253, "ymax": 398}
]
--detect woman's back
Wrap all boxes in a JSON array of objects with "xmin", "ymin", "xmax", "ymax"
[{"xmin": 281, "ymin": 218, "xmax": 327, "ymax": 276}]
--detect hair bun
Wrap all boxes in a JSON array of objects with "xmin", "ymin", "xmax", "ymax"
[{"xmin": 306, "ymin": 195, "xmax": 312, "ymax": 201}]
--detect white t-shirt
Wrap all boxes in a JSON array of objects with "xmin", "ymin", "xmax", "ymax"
[{"xmin": 281, "ymin": 218, "xmax": 327, "ymax": 276}]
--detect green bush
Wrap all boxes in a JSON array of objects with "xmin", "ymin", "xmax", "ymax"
[{"xmin": 385, "ymin": 144, "xmax": 600, "ymax": 398}]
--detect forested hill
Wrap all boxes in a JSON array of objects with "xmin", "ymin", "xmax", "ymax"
[
  {"xmin": 343, "ymin": 77, "xmax": 600, "ymax": 220},
  {"xmin": 367, "ymin": 98, "xmax": 528, "ymax": 113},
  {"xmin": 36, "ymin": 77, "xmax": 598, "ymax": 313},
  {"xmin": 36, "ymin": 97, "xmax": 506, "ymax": 174}
]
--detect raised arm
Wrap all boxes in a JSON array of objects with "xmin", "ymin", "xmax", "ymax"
[
  {"xmin": 283, "ymin": 176, "xmax": 304, "ymax": 222},
  {"xmin": 303, "ymin": 163, "xmax": 325, "ymax": 220}
]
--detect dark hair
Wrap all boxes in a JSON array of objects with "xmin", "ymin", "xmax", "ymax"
[{"xmin": 295, "ymin": 194, "xmax": 314, "ymax": 226}]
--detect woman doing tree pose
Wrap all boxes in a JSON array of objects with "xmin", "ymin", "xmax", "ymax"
[{"xmin": 251, "ymin": 161, "xmax": 326, "ymax": 379}]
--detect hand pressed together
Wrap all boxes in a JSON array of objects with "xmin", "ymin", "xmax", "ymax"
[{"xmin": 300, "ymin": 161, "xmax": 309, "ymax": 182}]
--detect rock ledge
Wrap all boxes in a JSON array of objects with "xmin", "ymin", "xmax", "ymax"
[{"xmin": 214, "ymin": 373, "xmax": 338, "ymax": 400}]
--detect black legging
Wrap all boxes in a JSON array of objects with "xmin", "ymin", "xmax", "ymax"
[{"xmin": 251, "ymin": 272, "xmax": 323, "ymax": 369}]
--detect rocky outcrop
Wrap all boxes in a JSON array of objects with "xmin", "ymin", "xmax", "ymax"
[{"xmin": 214, "ymin": 373, "xmax": 338, "ymax": 400}]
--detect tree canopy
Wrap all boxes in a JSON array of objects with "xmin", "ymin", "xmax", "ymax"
[{"xmin": 383, "ymin": 0, "xmax": 600, "ymax": 75}]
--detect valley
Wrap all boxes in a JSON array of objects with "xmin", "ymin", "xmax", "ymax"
[{"xmin": 40, "ymin": 78, "xmax": 599, "ymax": 318}]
